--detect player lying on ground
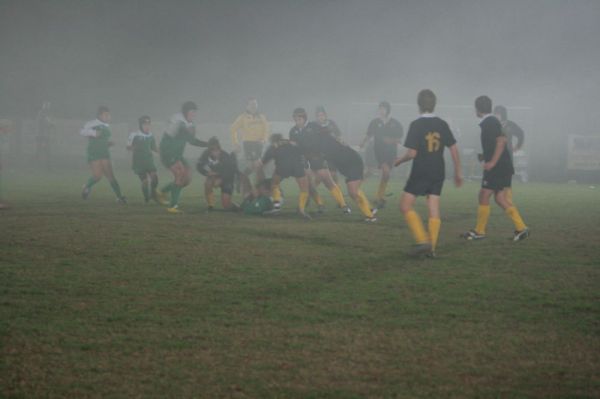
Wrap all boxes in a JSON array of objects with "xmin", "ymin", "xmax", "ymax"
[
  {"xmin": 127, "ymin": 115, "xmax": 159, "ymax": 204},
  {"xmin": 158, "ymin": 101, "xmax": 208, "ymax": 213},
  {"xmin": 240, "ymin": 178, "xmax": 276, "ymax": 216},
  {"xmin": 462, "ymin": 96, "xmax": 529, "ymax": 242},
  {"xmin": 80, "ymin": 106, "xmax": 127, "ymax": 204},
  {"xmin": 259, "ymin": 133, "xmax": 311, "ymax": 219},
  {"xmin": 197, "ymin": 137, "xmax": 241, "ymax": 212},
  {"xmin": 394, "ymin": 89, "xmax": 463, "ymax": 257}
]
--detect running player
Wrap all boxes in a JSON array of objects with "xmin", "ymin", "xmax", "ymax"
[
  {"xmin": 157, "ymin": 101, "xmax": 208, "ymax": 213},
  {"xmin": 79, "ymin": 106, "xmax": 127, "ymax": 204},
  {"xmin": 360, "ymin": 101, "xmax": 404, "ymax": 208},
  {"xmin": 394, "ymin": 90, "xmax": 463, "ymax": 257},
  {"xmin": 197, "ymin": 137, "xmax": 240, "ymax": 211},
  {"xmin": 230, "ymin": 97, "xmax": 270, "ymax": 184},
  {"xmin": 289, "ymin": 107, "xmax": 348, "ymax": 213},
  {"xmin": 317, "ymin": 131, "xmax": 378, "ymax": 222},
  {"xmin": 259, "ymin": 133, "xmax": 311, "ymax": 219},
  {"xmin": 127, "ymin": 115, "xmax": 159, "ymax": 203},
  {"xmin": 462, "ymin": 96, "xmax": 529, "ymax": 242},
  {"xmin": 494, "ymin": 105, "xmax": 525, "ymax": 204}
]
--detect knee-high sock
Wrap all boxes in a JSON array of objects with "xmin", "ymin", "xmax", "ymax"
[
  {"xmin": 356, "ymin": 190, "xmax": 373, "ymax": 218},
  {"xmin": 376, "ymin": 180, "xmax": 387, "ymax": 201},
  {"xmin": 272, "ymin": 184, "xmax": 282, "ymax": 202},
  {"xmin": 206, "ymin": 191, "xmax": 216, "ymax": 207},
  {"xmin": 298, "ymin": 191, "xmax": 309, "ymax": 212},
  {"xmin": 170, "ymin": 185, "xmax": 183, "ymax": 208},
  {"xmin": 428, "ymin": 218, "xmax": 441, "ymax": 251},
  {"xmin": 475, "ymin": 205, "xmax": 490, "ymax": 235},
  {"xmin": 505, "ymin": 206, "xmax": 526, "ymax": 231},
  {"xmin": 405, "ymin": 210, "xmax": 429, "ymax": 244},
  {"xmin": 505, "ymin": 188, "xmax": 513, "ymax": 205},
  {"xmin": 85, "ymin": 176, "xmax": 100, "ymax": 189},
  {"xmin": 161, "ymin": 181, "xmax": 176, "ymax": 194},
  {"xmin": 141, "ymin": 181, "xmax": 150, "ymax": 202},
  {"xmin": 109, "ymin": 180, "xmax": 123, "ymax": 198},
  {"xmin": 329, "ymin": 185, "xmax": 347, "ymax": 207}
]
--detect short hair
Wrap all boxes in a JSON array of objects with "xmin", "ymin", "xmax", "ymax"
[
  {"xmin": 315, "ymin": 105, "xmax": 326, "ymax": 115},
  {"xmin": 97, "ymin": 106, "xmax": 110, "ymax": 118},
  {"xmin": 417, "ymin": 90, "xmax": 436, "ymax": 113},
  {"xmin": 293, "ymin": 107, "xmax": 307, "ymax": 120},
  {"xmin": 138, "ymin": 115, "xmax": 151, "ymax": 130},
  {"xmin": 379, "ymin": 101, "xmax": 391, "ymax": 116},
  {"xmin": 207, "ymin": 136, "xmax": 221, "ymax": 150},
  {"xmin": 475, "ymin": 96, "xmax": 492, "ymax": 114},
  {"xmin": 181, "ymin": 101, "xmax": 198, "ymax": 116},
  {"xmin": 269, "ymin": 133, "xmax": 284, "ymax": 144},
  {"xmin": 493, "ymin": 105, "xmax": 507, "ymax": 121}
]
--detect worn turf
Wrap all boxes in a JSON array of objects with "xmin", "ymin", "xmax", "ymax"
[{"xmin": 1, "ymin": 170, "xmax": 599, "ymax": 398}]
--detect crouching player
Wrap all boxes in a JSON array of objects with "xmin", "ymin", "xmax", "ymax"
[
  {"xmin": 197, "ymin": 137, "xmax": 240, "ymax": 211},
  {"xmin": 394, "ymin": 89, "xmax": 463, "ymax": 257},
  {"xmin": 259, "ymin": 133, "xmax": 311, "ymax": 219},
  {"xmin": 462, "ymin": 96, "xmax": 529, "ymax": 241},
  {"xmin": 127, "ymin": 115, "xmax": 159, "ymax": 203}
]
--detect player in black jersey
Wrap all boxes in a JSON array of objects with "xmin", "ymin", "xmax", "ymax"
[
  {"xmin": 197, "ymin": 137, "xmax": 240, "ymax": 211},
  {"xmin": 317, "ymin": 131, "xmax": 377, "ymax": 221},
  {"xmin": 394, "ymin": 90, "xmax": 463, "ymax": 256},
  {"xmin": 360, "ymin": 101, "xmax": 404, "ymax": 208},
  {"xmin": 494, "ymin": 105, "xmax": 525, "ymax": 204},
  {"xmin": 312, "ymin": 106, "xmax": 342, "ymax": 183},
  {"xmin": 259, "ymin": 133, "xmax": 311, "ymax": 219},
  {"xmin": 289, "ymin": 108, "xmax": 349, "ymax": 213},
  {"xmin": 462, "ymin": 96, "xmax": 529, "ymax": 242}
]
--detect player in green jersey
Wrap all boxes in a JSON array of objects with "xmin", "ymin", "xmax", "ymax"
[{"xmin": 127, "ymin": 115, "xmax": 159, "ymax": 203}]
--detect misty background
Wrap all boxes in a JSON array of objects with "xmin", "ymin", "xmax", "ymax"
[{"xmin": 1, "ymin": 0, "xmax": 599, "ymax": 181}]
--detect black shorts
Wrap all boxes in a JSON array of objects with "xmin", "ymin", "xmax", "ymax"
[
  {"xmin": 482, "ymin": 171, "xmax": 512, "ymax": 192},
  {"xmin": 335, "ymin": 155, "xmax": 364, "ymax": 183},
  {"xmin": 243, "ymin": 141, "xmax": 263, "ymax": 161},
  {"xmin": 307, "ymin": 155, "xmax": 327, "ymax": 171},
  {"xmin": 220, "ymin": 178, "xmax": 235, "ymax": 195},
  {"xmin": 276, "ymin": 161, "xmax": 305, "ymax": 179},
  {"xmin": 374, "ymin": 145, "xmax": 397, "ymax": 167},
  {"xmin": 404, "ymin": 178, "xmax": 444, "ymax": 196}
]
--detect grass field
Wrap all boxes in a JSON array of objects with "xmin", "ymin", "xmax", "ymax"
[{"xmin": 1, "ymin": 169, "xmax": 599, "ymax": 398}]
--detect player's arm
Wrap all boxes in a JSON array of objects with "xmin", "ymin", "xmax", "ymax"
[
  {"xmin": 185, "ymin": 131, "xmax": 208, "ymax": 147},
  {"xmin": 513, "ymin": 123, "xmax": 525, "ymax": 152},
  {"xmin": 484, "ymin": 135, "xmax": 508, "ymax": 171},
  {"xmin": 230, "ymin": 114, "xmax": 243, "ymax": 148},
  {"xmin": 394, "ymin": 148, "xmax": 417, "ymax": 167},
  {"xmin": 449, "ymin": 144, "xmax": 463, "ymax": 187}
]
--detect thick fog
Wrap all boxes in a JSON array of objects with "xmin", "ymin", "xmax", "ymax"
[{"xmin": 1, "ymin": 0, "xmax": 599, "ymax": 180}]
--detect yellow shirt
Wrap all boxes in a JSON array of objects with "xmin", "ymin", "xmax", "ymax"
[{"xmin": 230, "ymin": 112, "xmax": 270, "ymax": 145}]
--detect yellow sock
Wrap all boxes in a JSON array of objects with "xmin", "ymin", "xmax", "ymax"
[
  {"xmin": 428, "ymin": 218, "xmax": 441, "ymax": 251},
  {"xmin": 475, "ymin": 205, "xmax": 490, "ymax": 235},
  {"xmin": 298, "ymin": 191, "xmax": 309, "ymax": 212},
  {"xmin": 329, "ymin": 185, "xmax": 347, "ymax": 207},
  {"xmin": 206, "ymin": 191, "xmax": 216, "ymax": 207},
  {"xmin": 506, "ymin": 206, "xmax": 527, "ymax": 231},
  {"xmin": 505, "ymin": 188, "xmax": 513, "ymax": 205},
  {"xmin": 405, "ymin": 210, "xmax": 429, "ymax": 244},
  {"xmin": 356, "ymin": 190, "xmax": 373, "ymax": 218},
  {"xmin": 376, "ymin": 180, "xmax": 387, "ymax": 201},
  {"xmin": 311, "ymin": 190, "xmax": 324, "ymax": 206},
  {"xmin": 272, "ymin": 185, "xmax": 282, "ymax": 202}
]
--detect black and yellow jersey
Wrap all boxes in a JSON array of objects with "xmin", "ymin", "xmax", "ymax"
[{"xmin": 480, "ymin": 115, "xmax": 514, "ymax": 176}]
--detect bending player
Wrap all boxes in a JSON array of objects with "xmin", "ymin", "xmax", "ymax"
[
  {"xmin": 394, "ymin": 90, "xmax": 463, "ymax": 257},
  {"xmin": 80, "ymin": 106, "xmax": 127, "ymax": 204},
  {"xmin": 127, "ymin": 115, "xmax": 159, "ymax": 203},
  {"xmin": 462, "ymin": 96, "xmax": 529, "ymax": 242},
  {"xmin": 259, "ymin": 133, "xmax": 311, "ymax": 219},
  {"xmin": 360, "ymin": 101, "xmax": 404, "ymax": 208},
  {"xmin": 158, "ymin": 101, "xmax": 208, "ymax": 213},
  {"xmin": 196, "ymin": 137, "xmax": 240, "ymax": 211}
]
